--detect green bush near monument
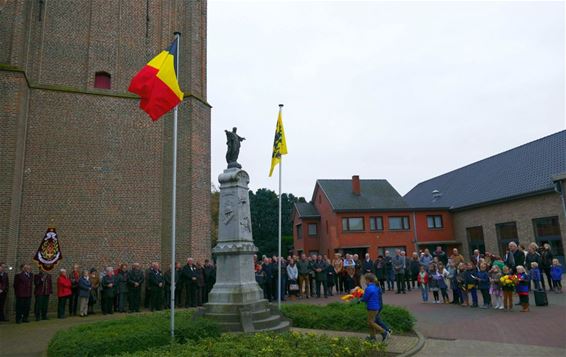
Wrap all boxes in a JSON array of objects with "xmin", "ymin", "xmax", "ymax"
[
  {"xmin": 281, "ymin": 303, "xmax": 415, "ymax": 333},
  {"xmin": 117, "ymin": 331, "xmax": 385, "ymax": 357},
  {"xmin": 47, "ymin": 311, "xmax": 220, "ymax": 357}
]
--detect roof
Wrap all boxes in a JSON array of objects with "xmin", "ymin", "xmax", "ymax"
[
  {"xmin": 404, "ymin": 130, "xmax": 566, "ymax": 210},
  {"xmin": 316, "ymin": 179, "xmax": 409, "ymax": 211},
  {"xmin": 294, "ymin": 202, "xmax": 320, "ymax": 219}
]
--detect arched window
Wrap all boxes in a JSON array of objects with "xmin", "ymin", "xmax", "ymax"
[{"xmin": 94, "ymin": 72, "xmax": 111, "ymax": 89}]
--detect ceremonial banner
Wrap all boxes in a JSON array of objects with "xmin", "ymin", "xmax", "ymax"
[
  {"xmin": 128, "ymin": 37, "xmax": 184, "ymax": 121},
  {"xmin": 33, "ymin": 227, "xmax": 63, "ymax": 272}
]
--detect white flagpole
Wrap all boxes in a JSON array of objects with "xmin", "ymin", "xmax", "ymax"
[
  {"xmin": 277, "ymin": 104, "xmax": 283, "ymax": 310},
  {"xmin": 170, "ymin": 31, "xmax": 181, "ymax": 339}
]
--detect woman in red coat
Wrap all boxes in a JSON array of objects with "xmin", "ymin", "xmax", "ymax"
[{"xmin": 57, "ymin": 269, "xmax": 72, "ymax": 318}]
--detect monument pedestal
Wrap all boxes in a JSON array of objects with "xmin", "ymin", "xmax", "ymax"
[{"xmin": 203, "ymin": 168, "xmax": 289, "ymax": 332}]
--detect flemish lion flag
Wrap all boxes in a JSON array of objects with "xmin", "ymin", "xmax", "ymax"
[
  {"xmin": 128, "ymin": 38, "xmax": 184, "ymax": 121},
  {"xmin": 33, "ymin": 227, "xmax": 63, "ymax": 272},
  {"xmin": 269, "ymin": 109, "xmax": 288, "ymax": 176}
]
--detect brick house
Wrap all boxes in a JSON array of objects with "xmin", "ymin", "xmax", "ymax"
[
  {"xmin": 405, "ymin": 130, "xmax": 566, "ymax": 264},
  {"xmin": 293, "ymin": 177, "xmax": 457, "ymax": 258},
  {"xmin": 0, "ymin": 1, "xmax": 211, "ymax": 275}
]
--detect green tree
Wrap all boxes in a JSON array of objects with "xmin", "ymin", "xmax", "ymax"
[{"xmin": 249, "ymin": 189, "xmax": 305, "ymax": 256}]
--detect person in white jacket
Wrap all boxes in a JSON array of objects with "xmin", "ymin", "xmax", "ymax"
[{"xmin": 286, "ymin": 259, "xmax": 299, "ymax": 299}]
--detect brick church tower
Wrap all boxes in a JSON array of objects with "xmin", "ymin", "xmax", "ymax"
[{"xmin": 0, "ymin": 0, "xmax": 211, "ymax": 271}]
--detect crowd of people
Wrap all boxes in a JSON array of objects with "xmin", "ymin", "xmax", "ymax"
[
  {"xmin": 0, "ymin": 258, "xmax": 216, "ymax": 324},
  {"xmin": 0, "ymin": 242, "xmax": 562, "ymax": 324}
]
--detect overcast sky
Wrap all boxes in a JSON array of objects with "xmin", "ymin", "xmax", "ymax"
[{"xmin": 207, "ymin": 0, "xmax": 565, "ymax": 200}]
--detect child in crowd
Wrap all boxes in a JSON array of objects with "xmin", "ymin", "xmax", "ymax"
[
  {"xmin": 476, "ymin": 262, "xmax": 491, "ymax": 308},
  {"xmin": 463, "ymin": 263, "xmax": 478, "ymax": 308},
  {"xmin": 501, "ymin": 266, "xmax": 514, "ymax": 311},
  {"xmin": 550, "ymin": 259, "xmax": 563, "ymax": 293},
  {"xmin": 516, "ymin": 266, "xmax": 530, "ymax": 312},
  {"xmin": 530, "ymin": 262, "xmax": 542, "ymax": 291},
  {"xmin": 429, "ymin": 264, "xmax": 441, "ymax": 303},
  {"xmin": 438, "ymin": 263, "xmax": 450, "ymax": 303},
  {"xmin": 417, "ymin": 266, "xmax": 429, "ymax": 303},
  {"xmin": 489, "ymin": 265, "xmax": 503, "ymax": 310}
]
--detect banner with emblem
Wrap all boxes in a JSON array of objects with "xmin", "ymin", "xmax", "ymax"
[{"xmin": 33, "ymin": 227, "xmax": 63, "ymax": 272}]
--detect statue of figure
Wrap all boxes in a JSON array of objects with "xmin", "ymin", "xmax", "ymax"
[{"xmin": 225, "ymin": 127, "xmax": 245, "ymax": 168}]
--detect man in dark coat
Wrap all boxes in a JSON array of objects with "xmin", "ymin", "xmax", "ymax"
[
  {"xmin": 505, "ymin": 242, "xmax": 525, "ymax": 273},
  {"xmin": 181, "ymin": 258, "xmax": 199, "ymax": 308},
  {"xmin": 313, "ymin": 255, "xmax": 329, "ymax": 298},
  {"xmin": 203, "ymin": 259, "xmax": 216, "ymax": 303},
  {"xmin": 433, "ymin": 246, "xmax": 448, "ymax": 266},
  {"xmin": 164, "ymin": 263, "xmax": 181, "ymax": 309},
  {"xmin": 69, "ymin": 264, "xmax": 80, "ymax": 316},
  {"xmin": 148, "ymin": 262, "xmax": 165, "ymax": 311},
  {"xmin": 34, "ymin": 270, "xmax": 52, "ymax": 320},
  {"xmin": 116, "ymin": 264, "xmax": 129, "ymax": 312},
  {"xmin": 128, "ymin": 263, "xmax": 144, "ymax": 312},
  {"xmin": 195, "ymin": 261, "xmax": 206, "ymax": 306},
  {"xmin": 13, "ymin": 264, "xmax": 33, "ymax": 323},
  {"xmin": 261, "ymin": 257, "xmax": 274, "ymax": 301},
  {"xmin": 101, "ymin": 267, "xmax": 116, "ymax": 315},
  {"xmin": 0, "ymin": 262, "xmax": 8, "ymax": 321}
]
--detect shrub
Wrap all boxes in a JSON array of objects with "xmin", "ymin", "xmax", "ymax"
[
  {"xmin": 118, "ymin": 331, "xmax": 386, "ymax": 357},
  {"xmin": 47, "ymin": 311, "xmax": 220, "ymax": 357},
  {"xmin": 281, "ymin": 302, "xmax": 415, "ymax": 333}
]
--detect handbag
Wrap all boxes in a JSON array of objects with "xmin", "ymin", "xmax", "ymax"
[{"xmin": 289, "ymin": 279, "xmax": 299, "ymax": 291}]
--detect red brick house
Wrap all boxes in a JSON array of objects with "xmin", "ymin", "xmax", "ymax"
[{"xmin": 293, "ymin": 176, "xmax": 458, "ymax": 258}]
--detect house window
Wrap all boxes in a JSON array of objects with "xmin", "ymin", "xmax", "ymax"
[
  {"xmin": 342, "ymin": 217, "xmax": 364, "ymax": 232},
  {"xmin": 388, "ymin": 216, "xmax": 410, "ymax": 230},
  {"xmin": 467, "ymin": 226, "xmax": 485, "ymax": 254},
  {"xmin": 533, "ymin": 216, "xmax": 564, "ymax": 265},
  {"xmin": 94, "ymin": 71, "xmax": 111, "ymax": 89},
  {"xmin": 495, "ymin": 222, "xmax": 518, "ymax": 256},
  {"xmin": 427, "ymin": 215, "xmax": 443, "ymax": 229},
  {"xmin": 296, "ymin": 224, "xmax": 303, "ymax": 240},
  {"xmin": 369, "ymin": 216, "xmax": 383, "ymax": 231},
  {"xmin": 308, "ymin": 223, "xmax": 318, "ymax": 236}
]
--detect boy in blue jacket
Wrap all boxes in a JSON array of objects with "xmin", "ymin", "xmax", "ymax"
[{"xmin": 360, "ymin": 273, "xmax": 389, "ymax": 342}]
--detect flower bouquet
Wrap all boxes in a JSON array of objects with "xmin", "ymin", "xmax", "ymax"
[
  {"xmin": 340, "ymin": 286, "xmax": 364, "ymax": 303},
  {"xmin": 499, "ymin": 274, "xmax": 519, "ymax": 289}
]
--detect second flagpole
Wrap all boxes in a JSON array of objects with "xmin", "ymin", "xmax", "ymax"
[{"xmin": 277, "ymin": 104, "xmax": 283, "ymax": 310}]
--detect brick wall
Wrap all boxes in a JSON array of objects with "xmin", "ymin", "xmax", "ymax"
[
  {"xmin": 454, "ymin": 193, "xmax": 566, "ymax": 259},
  {"xmin": 0, "ymin": 0, "xmax": 211, "ymax": 316}
]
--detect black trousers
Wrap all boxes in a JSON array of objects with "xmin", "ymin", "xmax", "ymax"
[
  {"xmin": 185, "ymin": 282, "xmax": 197, "ymax": 307},
  {"xmin": 315, "ymin": 279, "xmax": 328, "ymax": 297},
  {"xmin": 129, "ymin": 287, "xmax": 141, "ymax": 312},
  {"xmin": 102, "ymin": 294, "xmax": 114, "ymax": 314},
  {"xmin": 58, "ymin": 296, "xmax": 69, "ymax": 318},
  {"xmin": 150, "ymin": 288, "xmax": 163, "ymax": 311},
  {"xmin": 395, "ymin": 273, "xmax": 406, "ymax": 293},
  {"xmin": 0, "ymin": 292, "xmax": 7, "ymax": 320},
  {"xmin": 69, "ymin": 288, "xmax": 79, "ymax": 315},
  {"xmin": 480, "ymin": 288, "xmax": 491, "ymax": 305},
  {"xmin": 34, "ymin": 295, "xmax": 49, "ymax": 320},
  {"xmin": 15, "ymin": 297, "xmax": 31, "ymax": 322}
]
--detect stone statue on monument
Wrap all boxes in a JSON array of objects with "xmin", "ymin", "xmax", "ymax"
[{"xmin": 225, "ymin": 127, "xmax": 245, "ymax": 169}]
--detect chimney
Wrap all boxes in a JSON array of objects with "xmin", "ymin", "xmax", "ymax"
[{"xmin": 352, "ymin": 175, "xmax": 361, "ymax": 195}]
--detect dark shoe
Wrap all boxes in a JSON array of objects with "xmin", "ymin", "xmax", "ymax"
[
  {"xmin": 365, "ymin": 336, "xmax": 377, "ymax": 342},
  {"xmin": 382, "ymin": 330, "xmax": 391, "ymax": 343}
]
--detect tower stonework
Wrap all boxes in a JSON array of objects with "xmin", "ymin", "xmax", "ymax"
[{"xmin": 0, "ymin": 0, "xmax": 211, "ymax": 272}]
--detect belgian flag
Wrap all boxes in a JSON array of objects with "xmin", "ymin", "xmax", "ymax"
[{"xmin": 128, "ymin": 38, "xmax": 184, "ymax": 121}]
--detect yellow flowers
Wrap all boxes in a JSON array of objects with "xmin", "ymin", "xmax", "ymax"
[{"xmin": 500, "ymin": 274, "xmax": 519, "ymax": 287}]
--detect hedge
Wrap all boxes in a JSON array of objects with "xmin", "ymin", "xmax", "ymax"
[
  {"xmin": 117, "ymin": 331, "xmax": 385, "ymax": 357},
  {"xmin": 281, "ymin": 302, "xmax": 415, "ymax": 333},
  {"xmin": 47, "ymin": 311, "xmax": 220, "ymax": 357}
]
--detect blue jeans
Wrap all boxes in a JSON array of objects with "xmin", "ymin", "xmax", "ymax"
[
  {"xmin": 374, "ymin": 311, "xmax": 390, "ymax": 332},
  {"xmin": 469, "ymin": 288, "xmax": 478, "ymax": 306},
  {"xmin": 420, "ymin": 284, "xmax": 428, "ymax": 302}
]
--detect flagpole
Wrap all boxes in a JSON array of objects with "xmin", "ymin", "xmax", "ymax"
[
  {"xmin": 277, "ymin": 104, "xmax": 283, "ymax": 310},
  {"xmin": 170, "ymin": 31, "xmax": 181, "ymax": 339}
]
